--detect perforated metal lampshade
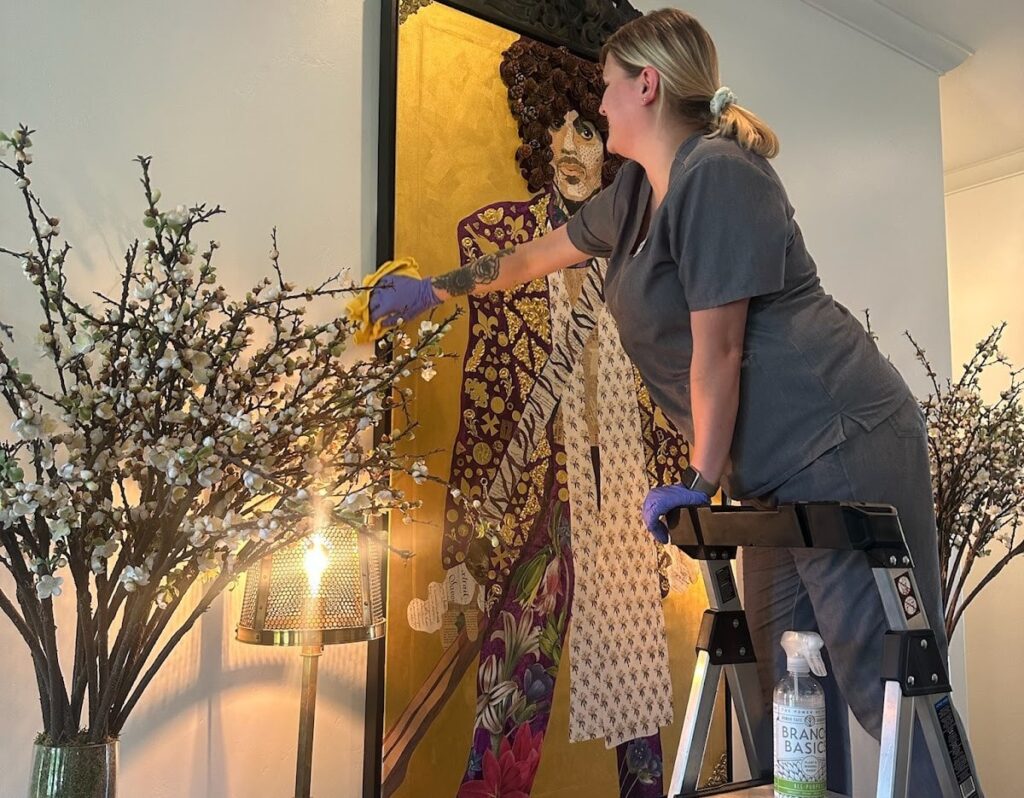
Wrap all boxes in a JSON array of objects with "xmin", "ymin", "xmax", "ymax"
[{"xmin": 236, "ymin": 525, "xmax": 386, "ymax": 647}]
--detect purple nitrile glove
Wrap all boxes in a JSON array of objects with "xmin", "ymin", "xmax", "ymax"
[
  {"xmin": 369, "ymin": 275, "xmax": 442, "ymax": 327},
  {"xmin": 642, "ymin": 484, "xmax": 711, "ymax": 544}
]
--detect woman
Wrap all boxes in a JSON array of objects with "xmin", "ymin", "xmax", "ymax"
[{"xmin": 372, "ymin": 8, "xmax": 946, "ymax": 795}]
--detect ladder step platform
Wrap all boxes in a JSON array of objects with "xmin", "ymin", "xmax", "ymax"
[
  {"xmin": 679, "ymin": 786, "xmax": 847, "ymax": 798},
  {"xmin": 677, "ymin": 782, "xmax": 846, "ymax": 798},
  {"xmin": 727, "ymin": 789, "xmax": 844, "ymax": 798}
]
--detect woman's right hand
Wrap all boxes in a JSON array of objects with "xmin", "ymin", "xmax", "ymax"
[{"xmin": 369, "ymin": 275, "xmax": 442, "ymax": 327}]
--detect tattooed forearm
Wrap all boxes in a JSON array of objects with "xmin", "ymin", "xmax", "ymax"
[{"xmin": 431, "ymin": 248, "xmax": 512, "ymax": 297}]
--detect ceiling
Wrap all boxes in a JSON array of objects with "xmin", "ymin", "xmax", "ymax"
[{"xmin": 875, "ymin": 0, "xmax": 1024, "ymax": 173}]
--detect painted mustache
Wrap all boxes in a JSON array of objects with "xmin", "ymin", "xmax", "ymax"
[{"xmin": 556, "ymin": 155, "xmax": 591, "ymax": 184}]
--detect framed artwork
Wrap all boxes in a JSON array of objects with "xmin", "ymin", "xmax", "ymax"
[{"xmin": 370, "ymin": 2, "xmax": 728, "ymax": 796}]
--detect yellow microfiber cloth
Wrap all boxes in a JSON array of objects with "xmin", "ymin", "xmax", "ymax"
[{"xmin": 345, "ymin": 256, "xmax": 423, "ymax": 344}]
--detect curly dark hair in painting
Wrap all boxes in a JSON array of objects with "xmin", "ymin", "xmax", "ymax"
[{"xmin": 499, "ymin": 37, "xmax": 624, "ymax": 193}]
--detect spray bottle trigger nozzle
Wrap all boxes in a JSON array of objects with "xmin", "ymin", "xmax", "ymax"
[{"xmin": 806, "ymin": 650, "xmax": 827, "ymax": 678}]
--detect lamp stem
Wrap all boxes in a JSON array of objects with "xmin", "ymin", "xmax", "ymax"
[{"xmin": 295, "ymin": 644, "xmax": 324, "ymax": 798}]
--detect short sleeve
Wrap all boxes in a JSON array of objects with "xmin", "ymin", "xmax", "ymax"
[
  {"xmin": 565, "ymin": 166, "xmax": 626, "ymax": 258},
  {"xmin": 671, "ymin": 156, "xmax": 789, "ymax": 311}
]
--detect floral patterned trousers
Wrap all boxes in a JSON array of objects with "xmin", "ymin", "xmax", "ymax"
[{"xmin": 457, "ymin": 481, "xmax": 664, "ymax": 798}]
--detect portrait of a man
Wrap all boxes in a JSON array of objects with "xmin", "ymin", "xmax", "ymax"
[{"xmin": 442, "ymin": 37, "xmax": 694, "ymax": 798}]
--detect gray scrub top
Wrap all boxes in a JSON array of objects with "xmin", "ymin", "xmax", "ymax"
[{"xmin": 566, "ymin": 132, "xmax": 909, "ymax": 499}]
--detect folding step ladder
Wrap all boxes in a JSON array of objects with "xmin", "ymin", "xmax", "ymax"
[{"xmin": 664, "ymin": 502, "xmax": 982, "ymax": 798}]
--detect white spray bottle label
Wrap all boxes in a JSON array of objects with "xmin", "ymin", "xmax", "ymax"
[{"xmin": 774, "ymin": 631, "xmax": 827, "ymax": 798}]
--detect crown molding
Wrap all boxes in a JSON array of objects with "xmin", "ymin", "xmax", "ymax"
[
  {"xmin": 945, "ymin": 148, "xmax": 1024, "ymax": 195},
  {"xmin": 799, "ymin": 0, "xmax": 972, "ymax": 74}
]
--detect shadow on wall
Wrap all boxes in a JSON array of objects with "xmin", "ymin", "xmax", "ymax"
[{"xmin": 120, "ymin": 585, "xmax": 367, "ymax": 796}]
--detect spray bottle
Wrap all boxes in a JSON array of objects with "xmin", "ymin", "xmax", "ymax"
[{"xmin": 774, "ymin": 631, "xmax": 827, "ymax": 798}]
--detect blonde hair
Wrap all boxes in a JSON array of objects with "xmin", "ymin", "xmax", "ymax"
[{"xmin": 601, "ymin": 8, "xmax": 780, "ymax": 159}]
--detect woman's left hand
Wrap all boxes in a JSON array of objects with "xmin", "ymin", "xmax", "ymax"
[
  {"xmin": 642, "ymin": 484, "xmax": 711, "ymax": 544},
  {"xmin": 369, "ymin": 275, "xmax": 441, "ymax": 327}
]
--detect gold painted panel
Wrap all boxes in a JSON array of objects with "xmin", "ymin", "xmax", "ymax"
[{"xmin": 384, "ymin": 5, "xmax": 726, "ymax": 797}]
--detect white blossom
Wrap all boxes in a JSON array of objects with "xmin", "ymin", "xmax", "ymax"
[
  {"xmin": 345, "ymin": 491, "xmax": 372, "ymax": 511},
  {"xmin": 119, "ymin": 566, "xmax": 151, "ymax": 592},
  {"xmin": 133, "ymin": 281, "xmax": 159, "ymax": 301},
  {"xmin": 410, "ymin": 460, "xmax": 428, "ymax": 485},
  {"xmin": 164, "ymin": 205, "xmax": 189, "ymax": 227},
  {"xmin": 242, "ymin": 470, "xmax": 265, "ymax": 492},
  {"xmin": 36, "ymin": 574, "xmax": 64, "ymax": 600},
  {"xmin": 11, "ymin": 495, "xmax": 39, "ymax": 518},
  {"xmin": 156, "ymin": 353, "xmax": 182, "ymax": 372},
  {"xmin": 90, "ymin": 539, "xmax": 119, "ymax": 573},
  {"xmin": 47, "ymin": 517, "xmax": 72, "ymax": 542},
  {"xmin": 197, "ymin": 467, "xmax": 224, "ymax": 488}
]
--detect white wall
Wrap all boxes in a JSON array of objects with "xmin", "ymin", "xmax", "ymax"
[
  {"xmin": 638, "ymin": 0, "xmax": 952, "ymax": 397},
  {"xmin": 0, "ymin": 1, "xmax": 952, "ymax": 796},
  {"xmin": 0, "ymin": 2, "xmax": 380, "ymax": 797},
  {"xmin": 945, "ymin": 169, "xmax": 1024, "ymax": 798}
]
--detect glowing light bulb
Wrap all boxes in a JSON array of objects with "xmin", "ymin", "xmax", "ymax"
[{"xmin": 304, "ymin": 535, "xmax": 329, "ymax": 598}]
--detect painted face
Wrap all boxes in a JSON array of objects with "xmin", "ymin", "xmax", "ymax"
[
  {"xmin": 599, "ymin": 55, "xmax": 643, "ymax": 158},
  {"xmin": 549, "ymin": 109, "xmax": 605, "ymax": 202}
]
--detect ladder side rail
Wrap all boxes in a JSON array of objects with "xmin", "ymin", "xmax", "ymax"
[{"xmin": 873, "ymin": 567, "xmax": 982, "ymax": 798}]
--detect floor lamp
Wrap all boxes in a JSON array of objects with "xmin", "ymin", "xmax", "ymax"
[{"xmin": 236, "ymin": 525, "xmax": 386, "ymax": 798}]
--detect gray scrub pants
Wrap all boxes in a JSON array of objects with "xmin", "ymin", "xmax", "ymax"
[{"xmin": 742, "ymin": 395, "xmax": 948, "ymax": 797}]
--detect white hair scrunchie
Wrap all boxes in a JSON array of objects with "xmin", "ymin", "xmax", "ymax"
[{"xmin": 710, "ymin": 86, "xmax": 737, "ymax": 118}]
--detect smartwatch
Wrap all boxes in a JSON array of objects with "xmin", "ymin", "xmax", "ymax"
[{"xmin": 681, "ymin": 465, "xmax": 718, "ymax": 497}]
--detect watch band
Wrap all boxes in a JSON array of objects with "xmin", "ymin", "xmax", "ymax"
[{"xmin": 682, "ymin": 465, "xmax": 719, "ymax": 497}]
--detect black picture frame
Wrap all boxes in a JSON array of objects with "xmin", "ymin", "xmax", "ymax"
[
  {"xmin": 367, "ymin": 2, "xmax": 647, "ymax": 797},
  {"xmin": 432, "ymin": 0, "xmax": 641, "ymax": 59}
]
